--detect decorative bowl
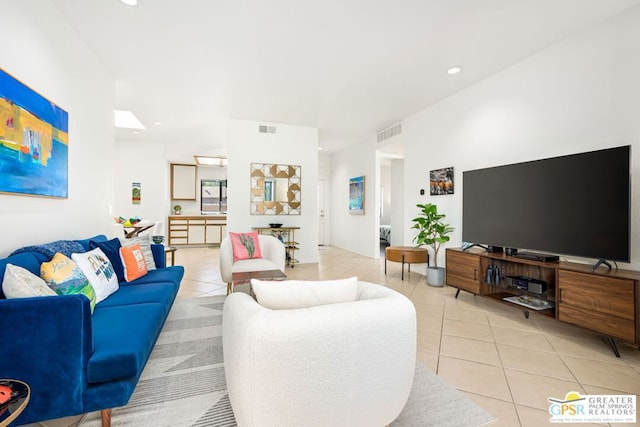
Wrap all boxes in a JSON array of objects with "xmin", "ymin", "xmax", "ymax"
[
  {"xmin": 152, "ymin": 235, "xmax": 165, "ymax": 244},
  {"xmin": 269, "ymin": 223, "xmax": 283, "ymax": 228}
]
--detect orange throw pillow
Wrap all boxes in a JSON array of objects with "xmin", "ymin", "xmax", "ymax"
[
  {"xmin": 229, "ymin": 231, "xmax": 263, "ymax": 262},
  {"xmin": 119, "ymin": 243, "xmax": 148, "ymax": 282}
]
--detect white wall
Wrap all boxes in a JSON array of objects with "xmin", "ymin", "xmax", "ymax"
[
  {"xmin": 0, "ymin": 1, "xmax": 115, "ymax": 256},
  {"xmin": 330, "ymin": 139, "xmax": 378, "ymax": 257},
  {"xmin": 379, "ymin": 162, "xmax": 391, "ymax": 225},
  {"xmin": 318, "ymin": 153, "xmax": 332, "ymax": 245},
  {"xmin": 402, "ymin": 5, "xmax": 640, "ymax": 269},
  {"xmin": 390, "ymin": 159, "xmax": 404, "ymax": 247},
  {"xmin": 227, "ymin": 119, "xmax": 319, "ymax": 263},
  {"xmin": 111, "ymin": 142, "xmax": 228, "ymax": 233},
  {"xmin": 113, "ymin": 140, "xmax": 169, "ymax": 235},
  {"xmin": 198, "ymin": 166, "xmax": 227, "ymax": 182}
]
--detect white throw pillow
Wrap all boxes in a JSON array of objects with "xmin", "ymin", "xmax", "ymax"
[
  {"xmin": 2, "ymin": 264, "xmax": 57, "ymax": 298},
  {"xmin": 72, "ymin": 248, "xmax": 119, "ymax": 303},
  {"xmin": 119, "ymin": 235, "xmax": 156, "ymax": 270},
  {"xmin": 251, "ymin": 277, "xmax": 359, "ymax": 310}
]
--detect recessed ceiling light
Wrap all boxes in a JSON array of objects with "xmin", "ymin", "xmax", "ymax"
[
  {"xmin": 120, "ymin": 0, "xmax": 139, "ymax": 6},
  {"xmin": 132, "ymin": 130, "xmax": 140, "ymax": 135},
  {"xmin": 153, "ymin": 121, "xmax": 163, "ymax": 125},
  {"xmin": 318, "ymin": 147, "xmax": 323, "ymax": 151},
  {"xmin": 194, "ymin": 156, "xmax": 227, "ymax": 167},
  {"xmin": 447, "ymin": 66, "xmax": 463, "ymax": 75},
  {"xmin": 114, "ymin": 110, "xmax": 145, "ymax": 129}
]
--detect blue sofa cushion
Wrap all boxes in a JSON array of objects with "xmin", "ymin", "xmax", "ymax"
[
  {"xmin": 89, "ymin": 238, "xmax": 125, "ymax": 283},
  {"xmin": 98, "ymin": 281, "xmax": 178, "ymax": 315},
  {"xmin": 126, "ymin": 266, "xmax": 184, "ymax": 286},
  {"xmin": 76, "ymin": 234, "xmax": 108, "ymax": 251},
  {"xmin": 88, "ymin": 303, "xmax": 167, "ymax": 383}
]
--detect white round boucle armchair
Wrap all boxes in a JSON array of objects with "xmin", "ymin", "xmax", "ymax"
[
  {"xmin": 223, "ymin": 281, "xmax": 417, "ymax": 427},
  {"xmin": 219, "ymin": 234, "xmax": 286, "ymax": 292}
]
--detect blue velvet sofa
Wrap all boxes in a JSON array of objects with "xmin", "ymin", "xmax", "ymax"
[{"xmin": 0, "ymin": 235, "xmax": 184, "ymax": 426}]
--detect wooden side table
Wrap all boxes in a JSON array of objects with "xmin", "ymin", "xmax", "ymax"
[
  {"xmin": 385, "ymin": 246, "xmax": 429, "ymax": 280},
  {"xmin": 230, "ymin": 269, "xmax": 287, "ymax": 295},
  {"xmin": 0, "ymin": 379, "xmax": 30, "ymax": 427},
  {"xmin": 164, "ymin": 246, "xmax": 177, "ymax": 266}
]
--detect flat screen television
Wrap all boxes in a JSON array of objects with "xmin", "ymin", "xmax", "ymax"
[{"xmin": 462, "ymin": 145, "xmax": 630, "ymax": 263}]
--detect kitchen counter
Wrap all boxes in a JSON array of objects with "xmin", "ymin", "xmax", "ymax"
[
  {"xmin": 169, "ymin": 214, "xmax": 227, "ymax": 218},
  {"xmin": 168, "ymin": 215, "xmax": 227, "ymax": 246}
]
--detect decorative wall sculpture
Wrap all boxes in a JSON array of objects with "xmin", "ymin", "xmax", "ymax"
[{"xmin": 250, "ymin": 163, "xmax": 301, "ymax": 215}]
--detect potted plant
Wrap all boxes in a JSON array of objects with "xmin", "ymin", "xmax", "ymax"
[
  {"xmin": 173, "ymin": 205, "xmax": 182, "ymax": 215},
  {"xmin": 411, "ymin": 203, "xmax": 454, "ymax": 286}
]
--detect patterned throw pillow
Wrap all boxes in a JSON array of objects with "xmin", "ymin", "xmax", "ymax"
[
  {"xmin": 229, "ymin": 232, "xmax": 263, "ymax": 262},
  {"xmin": 2, "ymin": 264, "xmax": 58, "ymax": 299},
  {"xmin": 41, "ymin": 253, "xmax": 97, "ymax": 313},
  {"xmin": 119, "ymin": 235, "xmax": 156, "ymax": 271},
  {"xmin": 72, "ymin": 248, "xmax": 119, "ymax": 304},
  {"xmin": 89, "ymin": 238, "xmax": 125, "ymax": 283},
  {"xmin": 120, "ymin": 244, "xmax": 148, "ymax": 282}
]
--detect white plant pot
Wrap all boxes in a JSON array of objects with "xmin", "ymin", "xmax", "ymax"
[{"xmin": 427, "ymin": 267, "xmax": 445, "ymax": 287}]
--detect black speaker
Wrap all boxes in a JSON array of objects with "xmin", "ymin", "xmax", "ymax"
[
  {"xmin": 487, "ymin": 245, "xmax": 503, "ymax": 253},
  {"xmin": 505, "ymin": 247, "xmax": 518, "ymax": 256}
]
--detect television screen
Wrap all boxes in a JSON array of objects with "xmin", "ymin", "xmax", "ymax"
[{"xmin": 462, "ymin": 145, "xmax": 630, "ymax": 262}]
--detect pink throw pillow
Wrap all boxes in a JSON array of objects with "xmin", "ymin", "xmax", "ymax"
[{"xmin": 230, "ymin": 232, "xmax": 263, "ymax": 262}]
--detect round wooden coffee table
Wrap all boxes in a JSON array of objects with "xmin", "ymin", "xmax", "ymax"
[
  {"xmin": 0, "ymin": 379, "xmax": 30, "ymax": 427},
  {"xmin": 385, "ymin": 246, "xmax": 429, "ymax": 280}
]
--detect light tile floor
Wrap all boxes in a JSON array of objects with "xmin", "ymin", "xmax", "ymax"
[
  {"xmin": 34, "ymin": 245, "xmax": 640, "ymax": 427},
  {"xmin": 194, "ymin": 245, "xmax": 640, "ymax": 427}
]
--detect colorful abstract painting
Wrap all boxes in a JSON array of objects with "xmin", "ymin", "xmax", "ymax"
[
  {"xmin": 349, "ymin": 176, "xmax": 365, "ymax": 215},
  {"xmin": 0, "ymin": 68, "xmax": 69, "ymax": 198}
]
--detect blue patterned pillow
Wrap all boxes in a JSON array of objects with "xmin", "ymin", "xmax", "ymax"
[{"xmin": 10, "ymin": 240, "xmax": 86, "ymax": 260}]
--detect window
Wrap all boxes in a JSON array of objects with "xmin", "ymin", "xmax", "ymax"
[{"xmin": 201, "ymin": 179, "xmax": 227, "ymax": 214}]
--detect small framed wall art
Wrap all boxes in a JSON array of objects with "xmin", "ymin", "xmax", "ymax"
[
  {"xmin": 349, "ymin": 176, "xmax": 365, "ymax": 215},
  {"xmin": 132, "ymin": 182, "xmax": 141, "ymax": 204},
  {"xmin": 430, "ymin": 167, "xmax": 454, "ymax": 196}
]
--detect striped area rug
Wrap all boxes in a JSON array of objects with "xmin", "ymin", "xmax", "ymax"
[{"xmin": 80, "ymin": 296, "xmax": 494, "ymax": 427}]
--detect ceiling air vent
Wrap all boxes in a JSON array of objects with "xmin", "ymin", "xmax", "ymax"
[
  {"xmin": 258, "ymin": 125, "xmax": 276, "ymax": 134},
  {"xmin": 377, "ymin": 123, "xmax": 402, "ymax": 143}
]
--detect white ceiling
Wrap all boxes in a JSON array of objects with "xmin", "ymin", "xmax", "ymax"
[{"xmin": 51, "ymin": 0, "xmax": 640, "ymax": 157}]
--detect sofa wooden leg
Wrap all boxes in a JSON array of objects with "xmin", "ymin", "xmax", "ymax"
[
  {"xmin": 227, "ymin": 282, "xmax": 232, "ymax": 295},
  {"xmin": 101, "ymin": 408, "xmax": 112, "ymax": 427}
]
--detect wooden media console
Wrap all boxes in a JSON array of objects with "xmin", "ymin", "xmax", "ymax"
[{"xmin": 446, "ymin": 247, "xmax": 640, "ymax": 357}]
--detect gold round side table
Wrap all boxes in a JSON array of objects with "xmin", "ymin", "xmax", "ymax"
[{"xmin": 0, "ymin": 379, "xmax": 30, "ymax": 427}]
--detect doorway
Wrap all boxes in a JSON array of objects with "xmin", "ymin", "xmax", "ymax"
[
  {"xmin": 318, "ymin": 179, "xmax": 325, "ymax": 246},
  {"xmin": 377, "ymin": 141, "xmax": 404, "ymax": 250}
]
